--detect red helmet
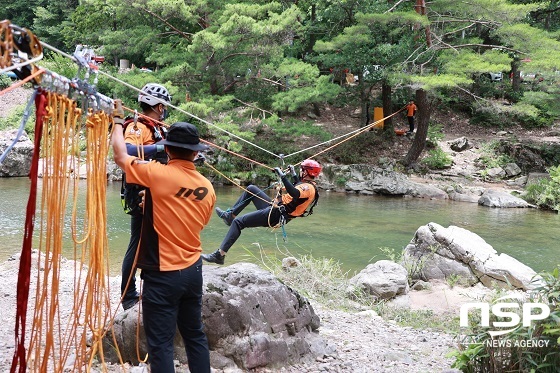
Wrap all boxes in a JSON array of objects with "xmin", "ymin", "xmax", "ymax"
[{"xmin": 301, "ymin": 159, "xmax": 322, "ymax": 177}]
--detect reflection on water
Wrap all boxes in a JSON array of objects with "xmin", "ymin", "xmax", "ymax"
[{"xmin": 1, "ymin": 177, "xmax": 559, "ymax": 276}]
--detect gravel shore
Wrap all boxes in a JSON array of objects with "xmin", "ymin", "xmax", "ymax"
[{"xmin": 0, "ymin": 251, "xmax": 465, "ymax": 372}]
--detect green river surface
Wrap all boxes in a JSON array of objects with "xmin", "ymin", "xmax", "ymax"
[{"xmin": 1, "ymin": 177, "xmax": 559, "ymax": 276}]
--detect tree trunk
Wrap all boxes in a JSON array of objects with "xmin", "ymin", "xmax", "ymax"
[
  {"xmin": 403, "ymin": 89, "xmax": 430, "ymax": 167},
  {"xmin": 382, "ymin": 82, "xmax": 394, "ymax": 138},
  {"xmin": 511, "ymin": 58, "xmax": 521, "ymax": 98},
  {"xmin": 359, "ymin": 76, "xmax": 368, "ymax": 126},
  {"xmin": 305, "ymin": 5, "xmax": 317, "ymax": 56},
  {"xmin": 312, "ymin": 103, "xmax": 321, "ymax": 117},
  {"xmin": 414, "ymin": 0, "xmax": 431, "ymax": 47}
]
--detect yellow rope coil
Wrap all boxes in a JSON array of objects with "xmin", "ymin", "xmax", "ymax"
[{"xmin": 25, "ymin": 92, "xmax": 117, "ymax": 372}]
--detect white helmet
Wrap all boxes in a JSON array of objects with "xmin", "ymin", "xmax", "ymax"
[{"xmin": 138, "ymin": 83, "xmax": 171, "ymax": 106}]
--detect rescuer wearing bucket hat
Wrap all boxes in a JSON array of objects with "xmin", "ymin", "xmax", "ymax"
[{"xmin": 112, "ymin": 108, "xmax": 215, "ymax": 373}]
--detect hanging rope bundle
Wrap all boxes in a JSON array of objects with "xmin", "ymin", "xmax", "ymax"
[{"xmin": 14, "ymin": 91, "xmax": 114, "ymax": 372}]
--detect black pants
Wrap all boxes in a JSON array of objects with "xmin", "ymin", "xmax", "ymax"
[
  {"xmin": 121, "ymin": 213, "xmax": 142, "ymax": 300},
  {"xmin": 220, "ymin": 185, "xmax": 284, "ymax": 253},
  {"xmin": 141, "ymin": 259, "xmax": 210, "ymax": 373},
  {"xmin": 407, "ymin": 115, "xmax": 415, "ymax": 132}
]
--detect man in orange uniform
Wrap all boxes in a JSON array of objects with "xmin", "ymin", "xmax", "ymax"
[
  {"xmin": 120, "ymin": 83, "xmax": 171, "ymax": 310},
  {"xmin": 405, "ymin": 99, "xmax": 418, "ymax": 135},
  {"xmin": 113, "ymin": 106, "xmax": 216, "ymax": 373},
  {"xmin": 202, "ymin": 159, "xmax": 321, "ymax": 265}
]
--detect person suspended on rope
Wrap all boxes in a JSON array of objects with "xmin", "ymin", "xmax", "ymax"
[
  {"xmin": 202, "ymin": 159, "xmax": 322, "ymax": 265},
  {"xmin": 112, "ymin": 114, "xmax": 215, "ymax": 373},
  {"xmin": 119, "ymin": 82, "xmax": 171, "ymax": 310}
]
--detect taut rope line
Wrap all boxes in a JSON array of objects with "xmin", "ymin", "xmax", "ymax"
[
  {"xmin": 120, "ymin": 104, "xmax": 275, "ymax": 171},
  {"xmin": 0, "ymin": 68, "xmax": 45, "ymax": 96},
  {"xmin": 39, "ymin": 40, "xmax": 409, "ymax": 175},
  {"xmin": 204, "ymin": 162, "xmax": 278, "ymax": 206},
  {"xmin": 283, "ymin": 106, "xmax": 406, "ymax": 160},
  {"xmin": 39, "ymin": 41, "xmax": 281, "ymax": 159},
  {"xmin": 290, "ymin": 109, "xmax": 404, "ymax": 166}
]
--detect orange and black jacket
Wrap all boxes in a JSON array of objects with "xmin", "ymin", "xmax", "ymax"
[
  {"xmin": 278, "ymin": 176, "xmax": 319, "ymax": 218},
  {"xmin": 124, "ymin": 157, "xmax": 216, "ymax": 271}
]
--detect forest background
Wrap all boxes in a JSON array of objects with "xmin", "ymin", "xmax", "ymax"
[
  {"xmin": 3, "ymin": 0, "xmax": 560, "ymax": 206},
  {"xmin": 3, "ymin": 2, "xmax": 560, "ymax": 371}
]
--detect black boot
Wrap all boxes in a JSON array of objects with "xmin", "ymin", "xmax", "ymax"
[
  {"xmin": 215, "ymin": 207, "xmax": 234, "ymax": 226},
  {"xmin": 201, "ymin": 250, "xmax": 225, "ymax": 265}
]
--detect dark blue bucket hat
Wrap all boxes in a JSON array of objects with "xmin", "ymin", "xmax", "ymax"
[{"xmin": 158, "ymin": 122, "xmax": 208, "ymax": 151}]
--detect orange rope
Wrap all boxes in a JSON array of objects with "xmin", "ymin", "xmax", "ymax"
[
  {"xmin": 25, "ymin": 92, "xmax": 116, "ymax": 371},
  {"xmin": 205, "ymin": 161, "xmax": 276, "ymax": 206},
  {"xmin": 295, "ymin": 107, "xmax": 407, "ymax": 167},
  {"xmin": 0, "ymin": 68, "xmax": 45, "ymax": 96},
  {"xmin": 121, "ymin": 104, "xmax": 273, "ymax": 170}
]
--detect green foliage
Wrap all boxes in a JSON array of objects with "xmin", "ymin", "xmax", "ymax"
[
  {"xmin": 0, "ymin": 0, "xmax": 44, "ymax": 28},
  {"xmin": 439, "ymin": 49, "xmax": 510, "ymax": 77},
  {"xmin": 477, "ymin": 141, "xmax": 515, "ymax": 169},
  {"xmin": 446, "ymin": 274, "xmax": 463, "ymax": 288},
  {"xmin": 261, "ymin": 253, "xmax": 375, "ymax": 311},
  {"xmin": 421, "ymin": 147, "xmax": 453, "ymax": 170},
  {"xmin": 426, "ymin": 122, "xmax": 445, "ymax": 149},
  {"xmin": 0, "ymin": 103, "xmax": 36, "ymax": 136},
  {"xmin": 470, "ymin": 102, "xmax": 514, "ymax": 128},
  {"xmin": 471, "ymin": 74, "xmax": 509, "ymax": 100},
  {"xmin": 474, "ymin": 84, "xmax": 560, "ymax": 130},
  {"xmin": 375, "ymin": 303, "xmax": 461, "ymax": 334},
  {"xmin": 39, "ymin": 54, "xmax": 79, "ymax": 79},
  {"xmin": 268, "ymin": 117, "xmax": 331, "ymax": 142},
  {"xmin": 450, "ymin": 267, "xmax": 560, "ymax": 372},
  {"xmin": 0, "ymin": 74, "xmax": 12, "ymax": 89},
  {"xmin": 378, "ymin": 246, "xmax": 403, "ymax": 263},
  {"xmin": 534, "ymin": 143, "xmax": 560, "ymax": 166},
  {"xmin": 523, "ymin": 165, "xmax": 560, "ymax": 211},
  {"xmin": 517, "ymin": 91, "xmax": 560, "ymax": 127},
  {"xmin": 32, "ymin": 0, "xmax": 79, "ymax": 49},
  {"xmin": 271, "ymin": 70, "xmax": 342, "ymax": 113}
]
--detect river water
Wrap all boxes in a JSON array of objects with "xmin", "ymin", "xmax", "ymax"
[{"xmin": 1, "ymin": 177, "xmax": 558, "ymax": 276}]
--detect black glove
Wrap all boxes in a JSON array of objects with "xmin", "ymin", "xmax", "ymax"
[
  {"xmin": 194, "ymin": 152, "xmax": 206, "ymax": 166},
  {"xmin": 274, "ymin": 167, "xmax": 286, "ymax": 178},
  {"xmin": 288, "ymin": 165, "xmax": 297, "ymax": 177}
]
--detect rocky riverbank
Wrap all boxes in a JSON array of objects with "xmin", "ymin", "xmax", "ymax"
[
  {"xmin": 0, "ymin": 87, "xmax": 555, "ymax": 372},
  {"xmin": 0, "ymin": 248, "xmax": 520, "ymax": 373}
]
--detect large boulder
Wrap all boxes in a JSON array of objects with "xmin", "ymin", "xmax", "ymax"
[
  {"xmin": 402, "ymin": 223, "xmax": 539, "ymax": 291},
  {"xmin": 349, "ymin": 260, "xmax": 409, "ymax": 300},
  {"xmin": 319, "ymin": 164, "xmax": 448, "ymax": 199},
  {"xmin": 102, "ymin": 263, "xmax": 328, "ymax": 370},
  {"xmin": 478, "ymin": 189, "xmax": 533, "ymax": 208},
  {"xmin": 0, "ymin": 129, "xmax": 33, "ymax": 177},
  {"xmin": 445, "ymin": 184, "xmax": 484, "ymax": 203},
  {"xmin": 448, "ymin": 137, "xmax": 470, "ymax": 152}
]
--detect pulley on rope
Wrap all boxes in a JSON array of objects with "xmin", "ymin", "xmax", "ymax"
[{"xmin": 0, "ymin": 20, "xmax": 43, "ymax": 85}]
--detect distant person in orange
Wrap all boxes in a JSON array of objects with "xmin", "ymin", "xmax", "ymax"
[{"xmin": 405, "ymin": 100, "xmax": 417, "ymax": 135}]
